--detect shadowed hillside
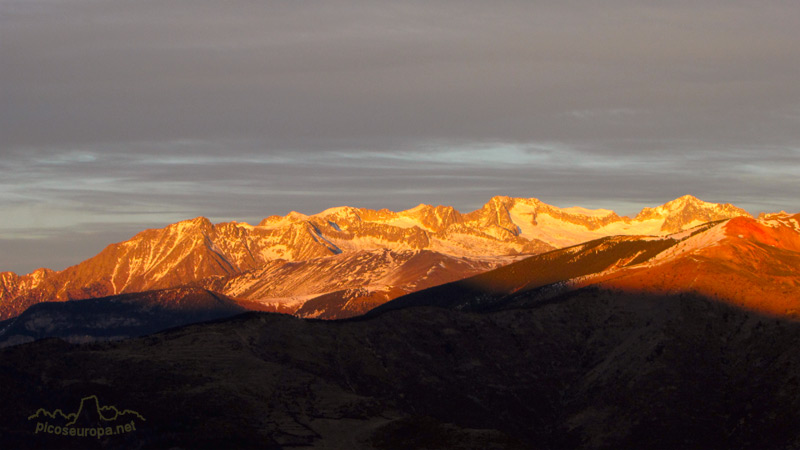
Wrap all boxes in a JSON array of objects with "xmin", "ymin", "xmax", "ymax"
[
  {"xmin": 2, "ymin": 289, "xmax": 800, "ymax": 449},
  {"xmin": 0, "ymin": 288, "xmax": 246, "ymax": 347}
]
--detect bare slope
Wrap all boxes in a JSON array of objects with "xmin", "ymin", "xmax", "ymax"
[{"xmin": 370, "ymin": 213, "xmax": 800, "ymax": 319}]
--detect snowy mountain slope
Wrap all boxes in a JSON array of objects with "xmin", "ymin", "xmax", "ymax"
[
  {"xmin": 370, "ymin": 214, "xmax": 800, "ymax": 319},
  {"xmin": 198, "ymin": 249, "xmax": 515, "ymax": 319},
  {"xmin": 0, "ymin": 195, "xmax": 752, "ymax": 320}
]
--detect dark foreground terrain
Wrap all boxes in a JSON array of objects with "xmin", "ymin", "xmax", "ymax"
[
  {"xmin": 2, "ymin": 287, "xmax": 800, "ymax": 449},
  {"xmin": 0, "ymin": 288, "xmax": 247, "ymax": 348}
]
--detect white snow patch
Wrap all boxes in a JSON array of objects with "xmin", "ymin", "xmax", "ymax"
[
  {"xmin": 561, "ymin": 206, "xmax": 615, "ymax": 217},
  {"xmin": 315, "ymin": 206, "xmax": 352, "ymax": 217},
  {"xmin": 380, "ymin": 217, "xmax": 425, "ymax": 229},
  {"xmin": 641, "ymin": 221, "xmax": 728, "ymax": 266},
  {"xmin": 507, "ymin": 203, "xmax": 671, "ymax": 248}
]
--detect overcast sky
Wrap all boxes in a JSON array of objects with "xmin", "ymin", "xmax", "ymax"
[{"xmin": 1, "ymin": 0, "xmax": 799, "ymax": 273}]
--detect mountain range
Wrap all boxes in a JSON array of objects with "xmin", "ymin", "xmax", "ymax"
[
  {"xmin": 1, "ymin": 195, "xmax": 800, "ymax": 448},
  {"xmin": 0, "ymin": 212, "xmax": 799, "ymax": 448},
  {"xmin": 369, "ymin": 211, "xmax": 800, "ymax": 319},
  {"xmin": 0, "ymin": 195, "xmax": 750, "ymax": 322}
]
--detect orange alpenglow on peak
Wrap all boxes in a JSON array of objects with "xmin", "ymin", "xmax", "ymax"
[
  {"xmin": 576, "ymin": 215, "xmax": 800, "ymax": 317},
  {"xmin": 369, "ymin": 213, "xmax": 800, "ymax": 320},
  {"xmin": 0, "ymin": 195, "xmax": 767, "ymax": 321}
]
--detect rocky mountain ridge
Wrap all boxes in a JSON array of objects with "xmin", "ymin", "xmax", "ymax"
[
  {"xmin": 1, "ymin": 211, "xmax": 796, "ymax": 349},
  {"xmin": 0, "ymin": 195, "xmax": 752, "ymax": 320},
  {"xmin": 369, "ymin": 212, "xmax": 800, "ymax": 319}
]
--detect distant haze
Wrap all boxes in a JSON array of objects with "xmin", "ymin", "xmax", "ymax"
[{"xmin": 1, "ymin": 0, "xmax": 799, "ymax": 273}]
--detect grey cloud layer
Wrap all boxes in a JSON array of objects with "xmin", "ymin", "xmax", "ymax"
[
  {"xmin": 1, "ymin": 0, "xmax": 799, "ymax": 272},
  {"xmin": 4, "ymin": 0, "xmax": 799, "ymax": 150}
]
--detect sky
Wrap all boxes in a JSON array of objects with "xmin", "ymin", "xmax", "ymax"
[{"xmin": 1, "ymin": 0, "xmax": 799, "ymax": 274}]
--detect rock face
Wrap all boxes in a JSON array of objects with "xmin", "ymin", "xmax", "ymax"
[
  {"xmin": 198, "ymin": 249, "xmax": 510, "ymax": 319},
  {"xmin": 0, "ymin": 195, "xmax": 752, "ymax": 320},
  {"xmin": 634, "ymin": 194, "xmax": 750, "ymax": 233}
]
